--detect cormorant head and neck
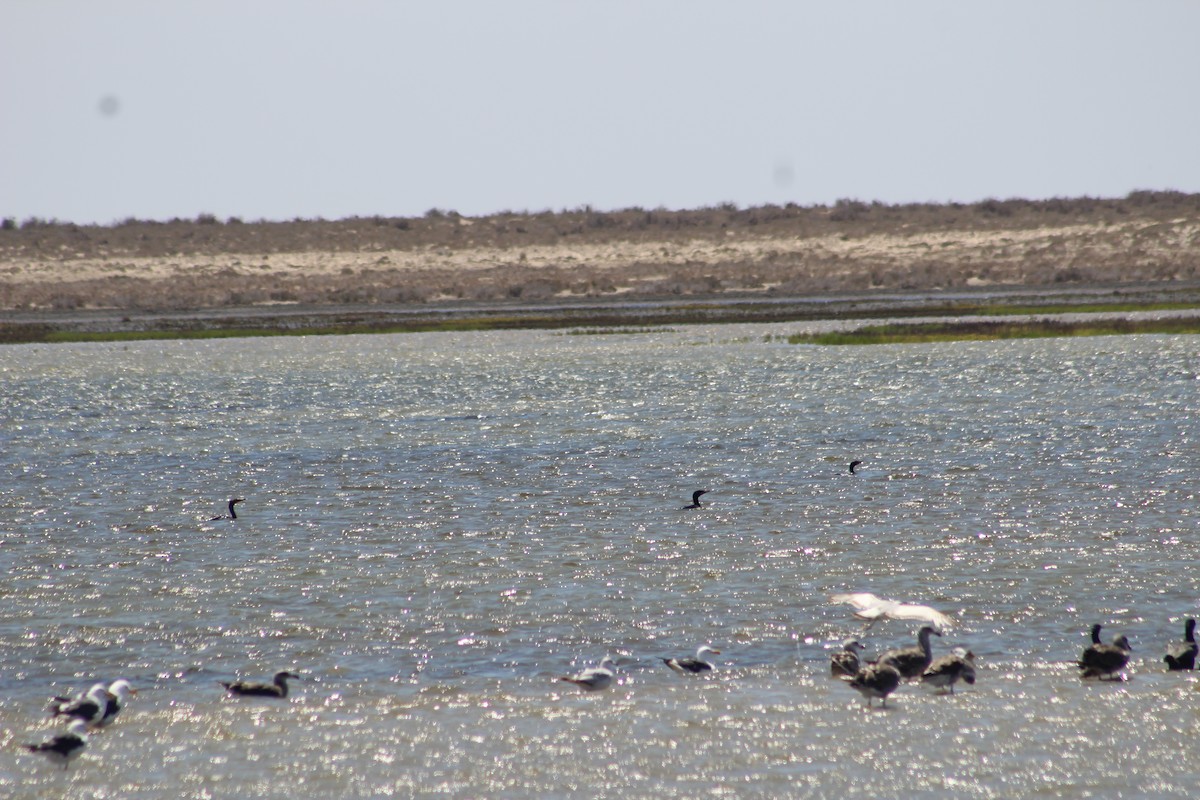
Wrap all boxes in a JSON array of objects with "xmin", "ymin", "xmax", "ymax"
[
  {"xmin": 1186, "ymin": 618, "xmax": 1197, "ymax": 642},
  {"xmin": 849, "ymin": 460, "xmax": 863, "ymax": 474},
  {"xmin": 228, "ymin": 498, "xmax": 245, "ymax": 519},
  {"xmin": 684, "ymin": 490, "xmax": 709, "ymax": 509}
]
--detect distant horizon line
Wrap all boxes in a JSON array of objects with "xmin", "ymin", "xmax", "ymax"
[{"xmin": 4, "ymin": 188, "xmax": 1196, "ymax": 230}]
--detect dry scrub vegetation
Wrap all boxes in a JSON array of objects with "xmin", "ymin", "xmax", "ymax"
[{"xmin": 2, "ymin": 192, "xmax": 1199, "ymax": 313}]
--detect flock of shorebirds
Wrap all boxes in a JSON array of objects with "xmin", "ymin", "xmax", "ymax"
[
  {"xmin": 20, "ymin": 488, "xmax": 1199, "ymax": 771},
  {"xmin": 20, "ymin": 670, "xmax": 303, "ymax": 771},
  {"xmin": 555, "ymin": 613, "xmax": 1198, "ymax": 711}
]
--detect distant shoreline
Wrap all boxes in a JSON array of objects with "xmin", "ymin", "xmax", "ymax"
[{"xmin": 4, "ymin": 192, "xmax": 1200, "ymax": 342}]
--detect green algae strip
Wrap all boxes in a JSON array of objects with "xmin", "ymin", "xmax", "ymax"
[
  {"xmin": 5, "ymin": 296, "xmax": 1200, "ymax": 345},
  {"xmin": 788, "ymin": 316, "xmax": 1200, "ymax": 345}
]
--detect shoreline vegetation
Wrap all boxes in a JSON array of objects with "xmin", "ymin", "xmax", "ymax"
[{"xmin": 3, "ymin": 191, "xmax": 1200, "ymax": 344}]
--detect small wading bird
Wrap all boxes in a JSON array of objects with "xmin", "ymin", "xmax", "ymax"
[
  {"xmin": 1164, "ymin": 618, "xmax": 1198, "ymax": 671},
  {"xmin": 24, "ymin": 719, "xmax": 89, "ymax": 771},
  {"xmin": 662, "ymin": 645, "xmax": 721, "ymax": 674},
  {"xmin": 221, "ymin": 670, "xmax": 300, "ymax": 698},
  {"xmin": 921, "ymin": 647, "xmax": 977, "ymax": 694},
  {"xmin": 683, "ymin": 490, "xmax": 709, "ymax": 510},
  {"xmin": 830, "ymin": 592, "xmax": 955, "ymax": 633},
  {"xmin": 847, "ymin": 662, "xmax": 902, "ymax": 708},
  {"xmin": 830, "ymin": 639, "xmax": 865, "ymax": 677},
  {"xmin": 1079, "ymin": 624, "xmax": 1132, "ymax": 680},
  {"xmin": 210, "ymin": 498, "xmax": 245, "ymax": 521},
  {"xmin": 877, "ymin": 625, "xmax": 942, "ymax": 680},
  {"xmin": 558, "ymin": 655, "xmax": 616, "ymax": 691}
]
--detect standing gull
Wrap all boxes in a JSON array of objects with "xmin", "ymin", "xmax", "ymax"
[
  {"xmin": 558, "ymin": 655, "xmax": 616, "ymax": 691},
  {"xmin": 1078, "ymin": 625, "xmax": 1133, "ymax": 680},
  {"xmin": 47, "ymin": 683, "xmax": 110, "ymax": 727},
  {"xmin": 96, "ymin": 680, "xmax": 137, "ymax": 727},
  {"xmin": 877, "ymin": 626, "xmax": 942, "ymax": 680},
  {"xmin": 830, "ymin": 639, "xmax": 865, "ymax": 677},
  {"xmin": 830, "ymin": 592, "xmax": 955, "ymax": 632},
  {"xmin": 221, "ymin": 670, "xmax": 300, "ymax": 698},
  {"xmin": 24, "ymin": 719, "xmax": 89, "ymax": 771},
  {"xmin": 847, "ymin": 662, "xmax": 902, "ymax": 708},
  {"xmin": 210, "ymin": 498, "xmax": 245, "ymax": 521},
  {"xmin": 682, "ymin": 490, "xmax": 709, "ymax": 510},
  {"xmin": 1164, "ymin": 618, "xmax": 1197, "ymax": 671},
  {"xmin": 662, "ymin": 645, "xmax": 721, "ymax": 674},
  {"xmin": 921, "ymin": 647, "xmax": 977, "ymax": 694}
]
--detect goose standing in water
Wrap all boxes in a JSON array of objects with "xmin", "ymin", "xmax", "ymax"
[
  {"xmin": 662, "ymin": 645, "xmax": 721, "ymax": 674},
  {"xmin": 558, "ymin": 655, "xmax": 616, "ymax": 691},
  {"xmin": 1163, "ymin": 618, "xmax": 1197, "ymax": 671},
  {"xmin": 1079, "ymin": 625, "xmax": 1132, "ymax": 680},
  {"xmin": 24, "ymin": 720, "xmax": 89, "ymax": 771},
  {"xmin": 210, "ymin": 498, "xmax": 245, "ymax": 521},
  {"xmin": 877, "ymin": 626, "xmax": 942, "ymax": 680},
  {"xmin": 847, "ymin": 662, "xmax": 902, "ymax": 708},
  {"xmin": 221, "ymin": 670, "xmax": 300, "ymax": 698},
  {"xmin": 830, "ymin": 639, "xmax": 865, "ymax": 677},
  {"xmin": 682, "ymin": 490, "xmax": 709, "ymax": 510},
  {"xmin": 47, "ymin": 683, "xmax": 110, "ymax": 727},
  {"xmin": 921, "ymin": 647, "xmax": 976, "ymax": 694}
]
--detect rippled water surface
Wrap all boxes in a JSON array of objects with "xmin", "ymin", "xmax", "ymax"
[{"xmin": 2, "ymin": 326, "xmax": 1199, "ymax": 798}]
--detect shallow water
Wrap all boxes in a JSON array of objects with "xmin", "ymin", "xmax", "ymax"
[{"xmin": 1, "ymin": 326, "xmax": 1198, "ymax": 797}]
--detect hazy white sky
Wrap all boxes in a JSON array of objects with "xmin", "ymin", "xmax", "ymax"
[{"xmin": 4, "ymin": 1, "xmax": 1199, "ymax": 225}]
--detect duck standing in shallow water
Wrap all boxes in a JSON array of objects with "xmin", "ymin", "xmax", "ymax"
[
  {"xmin": 1079, "ymin": 625, "xmax": 1132, "ymax": 680},
  {"xmin": 1164, "ymin": 618, "xmax": 1197, "ymax": 671},
  {"xmin": 830, "ymin": 639, "xmax": 865, "ymax": 677},
  {"xmin": 877, "ymin": 626, "xmax": 942, "ymax": 680},
  {"xmin": 921, "ymin": 647, "xmax": 976, "ymax": 694},
  {"xmin": 847, "ymin": 662, "xmax": 902, "ymax": 708}
]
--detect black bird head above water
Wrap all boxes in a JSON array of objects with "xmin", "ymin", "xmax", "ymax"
[
  {"xmin": 210, "ymin": 498, "xmax": 245, "ymax": 521},
  {"xmin": 684, "ymin": 489, "xmax": 709, "ymax": 509},
  {"xmin": 849, "ymin": 460, "xmax": 863, "ymax": 474}
]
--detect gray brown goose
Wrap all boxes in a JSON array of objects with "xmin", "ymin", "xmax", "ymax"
[
  {"xmin": 921, "ymin": 647, "xmax": 976, "ymax": 693},
  {"xmin": 1163, "ymin": 618, "xmax": 1197, "ymax": 671},
  {"xmin": 878, "ymin": 626, "xmax": 942, "ymax": 680},
  {"xmin": 830, "ymin": 639, "xmax": 865, "ymax": 677},
  {"xmin": 1079, "ymin": 625, "xmax": 1132, "ymax": 680},
  {"xmin": 847, "ymin": 662, "xmax": 902, "ymax": 708}
]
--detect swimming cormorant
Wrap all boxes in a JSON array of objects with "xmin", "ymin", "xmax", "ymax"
[
  {"xmin": 210, "ymin": 498, "xmax": 245, "ymax": 521},
  {"xmin": 683, "ymin": 490, "xmax": 709, "ymax": 509}
]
